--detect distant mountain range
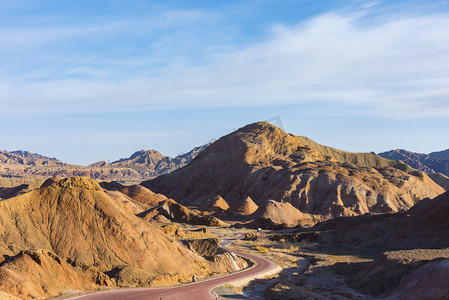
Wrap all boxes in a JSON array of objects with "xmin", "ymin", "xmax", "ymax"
[
  {"xmin": 107, "ymin": 144, "xmax": 209, "ymax": 176},
  {"xmin": 377, "ymin": 148, "xmax": 449, "ymax": 177},
  {"xmin": 0, "ymin": 150, "xmax": 64, "ymax": 166},
  {"xmin": 0, "ymin": 145, "xmax": 209, "ymax": 186}
]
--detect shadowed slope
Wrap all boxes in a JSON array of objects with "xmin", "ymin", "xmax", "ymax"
[{"xmin": 309, "ymin": 190, "xmax": 449, "ymax": 249}]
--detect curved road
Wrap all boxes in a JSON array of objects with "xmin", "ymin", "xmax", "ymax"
[{"xmin": 72, "ymin": 238, "xmax": 276, "ymax": 300}]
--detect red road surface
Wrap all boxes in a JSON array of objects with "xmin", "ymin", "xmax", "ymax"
[{"xmin": 72, "ymin": 239, "xmax": 276, "ymax": 300}]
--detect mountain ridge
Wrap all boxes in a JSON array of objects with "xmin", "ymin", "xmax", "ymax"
[
  {"xmin": 0, "ymin": 150, "xmax": 64, "ymax": 166},
  {"xmin": 378, "ymin": 148, "xmax": 449, "ymax": 177}
]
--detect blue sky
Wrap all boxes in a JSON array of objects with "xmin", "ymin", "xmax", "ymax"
[{"xmin": 1, "ymin": 0, "xmax": 448, "ymax": 165}]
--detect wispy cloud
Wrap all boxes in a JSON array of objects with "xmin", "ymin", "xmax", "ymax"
[{"xmin": 1, "ymin": 5, "xmax": 449, "ymax": 119}]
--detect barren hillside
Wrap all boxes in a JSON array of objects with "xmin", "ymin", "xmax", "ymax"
[{"xmin": 143, "ymin": 122, "xmax": 444, "ymax": 223}]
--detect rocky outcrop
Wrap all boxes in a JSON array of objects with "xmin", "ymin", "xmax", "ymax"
[
  {"xmin": 230, "ymin": 196, "xmax": 259, "ymax": 215},
  {"xmin": 236, "ymin": 199, "xmax": 318, "ymax": 229},
  {"xmin": 256, "ymin": 200, "xmax": 317, "ymax": 227},
  {"xmin": 159, "ymin": 224, "xmax": 184, "ymax": 237},
  {"xmin": 0, "ymin": 176, "xmax": 45, "ymax": 189},
  {"xmin": 139, "ymin": 200, "xmax": 228, "ymax": 227},
  {"xmin": 110, "ymin": 150, "xmax": 167, "ymax": 175},
  {"xmin": 0, "ymin": 162, "xmax": 141, "ymax": 186},
  {"xmin": 183, "ymin": 238, "xmax": 248, "ymax": 273},
  {"xmin": 200, "ymin": 196, "xmax": 230, "ymax": 212},
  {"xmin": 426, "ymin": 172, "xmax": 449, "ymax": 190},
  {"xmin": 143, "ymin": 122, "xmax": 444, "ymax": 221}
]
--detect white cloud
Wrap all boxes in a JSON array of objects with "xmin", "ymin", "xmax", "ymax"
[
  {"xmin": 64, "ymin": 66, "xmax": 109, "ymax": 78},
  {"xmin": 0, "ymin": 7, "xmax": 217, "ymax": 50},
  {"xmin": 1, "ymin": 8, "xmax": 449, "ymax": 119}
]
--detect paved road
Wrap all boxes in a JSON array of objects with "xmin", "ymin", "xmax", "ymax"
[{"xmin": 72, "ymin": 239, "xmax": 276, "ymax": 300}]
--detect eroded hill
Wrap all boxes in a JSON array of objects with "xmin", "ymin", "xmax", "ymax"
[
  {"xmin": 143, "ymin": 122, "xmax": 444, "ymax": 226},
  {"xmin": 304, "ymin": 189, "xmax": 449, "ymax": 249},
  {"xmin": 0, "ymin": 177, "xmax": 223, "ymax": 299}
]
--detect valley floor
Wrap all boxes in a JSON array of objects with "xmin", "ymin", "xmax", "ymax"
[
  {"xmin": 214, "ymin": 228, "xmax": 379, "ymax": 300},
  {"xmin": 211, "ymin": 227, "xmax": 449, "ymax": 300}
]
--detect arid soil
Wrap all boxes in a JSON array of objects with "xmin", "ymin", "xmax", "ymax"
[{"xmin": 221, "ymin": 229, "xmax": 449, "ymax": 300}]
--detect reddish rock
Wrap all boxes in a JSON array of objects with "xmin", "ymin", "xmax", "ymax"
[
  {"xmin": 230, "ymin": 196, "xmax": 259, "ymax": 215},
  {"xmin": 200, "ymin": 195, "xmax": 230, "ymax": 212}
]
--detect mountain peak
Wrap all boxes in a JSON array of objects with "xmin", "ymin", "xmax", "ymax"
[
  {"xmin": 237, "ymin": 121, "xmax": 281, "ymax": 131},
  {"xmin": 127, "ymin": 149, "xmax": 164, "ymax": 160},
  {"xmin": 52, "ymin": 177, "xmax": 101, "ymax": 191},
  {"xmin": 144, "ymin": 123, "xmax": 443, "ymax": 220}
]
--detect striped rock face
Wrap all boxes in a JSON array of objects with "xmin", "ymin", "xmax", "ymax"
[{"xmin": 143, "ymin": 122, "xmax": 444, "ymax": 226}]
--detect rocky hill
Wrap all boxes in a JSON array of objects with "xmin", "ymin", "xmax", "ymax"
[
  {"xmin": 378, "ymin": 148, "xmax": 449, "ymax": 177},
  {"xmin": 0, "ymin": 145, "xmax": 209, "ymax": 186},
  {"xmin": 143, "ymin": 122, "xmax": 444, "ymax": 225},
  {"xmin": 0, "ymin": 150, "xmax": 63, "ymax": 166},
  {"xmin": 429, "ymin": 148, "xmax": 449, "ymax": 159},
  {"xmin": 0, "ymin": 177, "xmax": 230, "ymax": 299},
  {"xmin": 308, "ymin": 189, "xmax": 449, "ymax": 249}
]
